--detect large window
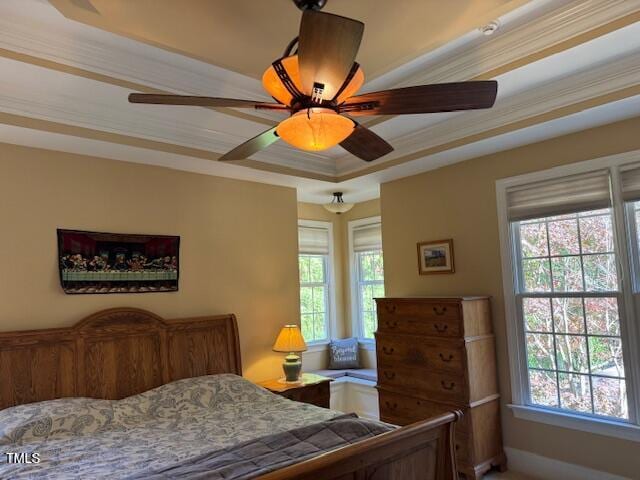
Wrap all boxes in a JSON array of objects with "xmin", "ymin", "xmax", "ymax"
[
  {"xmin": 499, "ymin": 159, "xmax": 640, "ymax": 438},
  {"xmin": 298, "ymin": 221, "xmax": 334, "ymax": 343},
  {"xmin": 349, "ymin": 218, "xmax": 384, "ymax": 340},
  {"xmin": 515, "ymin": 209, "xmax": 626, "ymax": 419}
]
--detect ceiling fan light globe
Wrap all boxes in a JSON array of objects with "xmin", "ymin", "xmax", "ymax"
[
  {"xmin": 262, "ymin": 55, "xmax": 302, "ymax": 106},
  {"xmin": 276, "ymin": 108, "xmax": 354, "ymax": 151},
  {"xmin": 335, "ymin": 66, "xmax": 365, "ymax": 104}
]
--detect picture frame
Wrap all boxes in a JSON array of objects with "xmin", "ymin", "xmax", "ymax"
[
  {"xmin": 57, "ymin": 229, "xmax": 180, "ymax": 294},
  {"xmin": 417, "ymin": 239, "xmax": 455, "ymax": 275}
]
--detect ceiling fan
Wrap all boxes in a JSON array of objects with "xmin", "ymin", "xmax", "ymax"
[{"xmin": 128, "ymin": 0, "xmax": 498, "ymax": 162}]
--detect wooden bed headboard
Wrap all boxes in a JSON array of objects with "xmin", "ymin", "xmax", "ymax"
[{"xmin": 0, "ymin": 308, "xmax": 242, "ymax": 410}]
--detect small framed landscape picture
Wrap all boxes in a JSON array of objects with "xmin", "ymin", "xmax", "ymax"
[{"xmin": 417, "ymin": 239, "xmax": 455, "ymax": 275}]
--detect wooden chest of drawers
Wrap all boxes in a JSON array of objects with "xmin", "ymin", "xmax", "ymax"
[{"xmin": 376, "ymin": 297, "xmax": 505, "ymax": 480}]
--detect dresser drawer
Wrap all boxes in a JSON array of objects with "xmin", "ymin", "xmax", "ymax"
[
  {"xmin": 376, "ymin": 301, "xmax": 462, "ymax": 337},
  {"xmin": 378, "ymin": 365, "xmax": 466, "ymax": 403},
  {"xmin": 378, "ymin": 389, "xmax": 469, "ymax": 433},
  {"xmin": 376, "ymin": 333, "xmax": 465, "ymax": 373}
]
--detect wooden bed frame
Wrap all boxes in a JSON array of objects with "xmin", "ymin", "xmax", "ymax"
[{"xmin": 0, "ymin": 308, "xmax": 460, "ymax": 480}]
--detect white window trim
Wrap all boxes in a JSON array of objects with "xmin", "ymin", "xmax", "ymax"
[
  {"xmin": 348, "ymin": 216, "xmax": 382, "ymax": 343},
  {"xmin": 496, "ymin": 149, "xmax": 640, "ymax": 441},
  {"xmin": 298, "ymin": 219, "xmax": 337, "ymax": 346}
]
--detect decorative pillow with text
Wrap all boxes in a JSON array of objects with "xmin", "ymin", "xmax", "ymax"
[{"xmin": 328, "ymin": 338, "xmax": 360, "ymax": 369}]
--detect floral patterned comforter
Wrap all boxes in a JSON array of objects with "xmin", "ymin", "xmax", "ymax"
[{"xmin": 0, "ymin": 374, "xmax": 344, "ymax": 479}]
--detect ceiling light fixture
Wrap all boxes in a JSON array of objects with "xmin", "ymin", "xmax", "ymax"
[
  {"xmin": 129, "ymin": 0, "xmax": 499, "ymax": 162},
  {"xmin": 323, "ymin": 192, "xmax": 354, "ymax": 214},
  {"xmin": 277, "ymin": 108, "xmax": 355, "ymax": 151},
  {"xmin": 480, "ymin": 21, "xmax": 500, "ymax": 36}
]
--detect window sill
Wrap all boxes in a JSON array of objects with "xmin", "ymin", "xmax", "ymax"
[{"xmin": 509, "ymin": 404, "xmax": 640, "ymax": 442}]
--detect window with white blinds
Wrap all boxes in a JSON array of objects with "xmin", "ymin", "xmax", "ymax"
[
  {"xmin": 298, "ymin": 221, "xmax": 333, "ymax": 343},
  {"xmin": 349, "ymin": 218, "xmax": 384, "ymax": 340},
  {"xmin": 498, "ymin": 156, "xmax": 640, "ymax": 438}
]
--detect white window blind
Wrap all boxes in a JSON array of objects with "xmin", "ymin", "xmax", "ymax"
[
  {"xmin": 352, "ymin": 223, "xmax": 382, "ymax": 252},
  {"xmin": 506, "ymin": 170, "xmax": 611, "ymax": 221},
  {"xmin": 620, "ymin": 164, "xmax": 640, "ymax": 201},
  {"xmin": 298, "ymin": 226, "xmax": 329, "ymax": 254}
]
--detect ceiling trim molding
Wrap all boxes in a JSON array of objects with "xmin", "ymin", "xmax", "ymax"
[
  {"xmin": 0, "ymin": 74, "xmax": 337, "ymax": 176},
  {"xmin": 364, "ymin": 0, "xmax": 640, "ymax": 92},
  {"xmin": 338, "ymin": 51, "xmax": 640, "ymax": 175},
  {"xmin": 0, "ymin": 110, "xmax": 338, "ymax": 183},
  {"xmin": 0, "ymin": 0, "xmax": 295, "ymax": 128},
  {"xmin": 2, "ymin": 1, "xmax": 638, "ymax": 125}
]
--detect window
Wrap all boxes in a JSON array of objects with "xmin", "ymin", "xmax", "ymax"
[
  {"xmin": 498, "ymin": 159, "xmax": 640, "ymax": 438},
  {"xmin": 515, "ymin": 209, "xmax": 626, "ymax": 419},
  {"xmin": 298, "ymin": 221, "xmax": 334, "ymax": 343},
  {"xmin": 349, "ymin": 217, "xmax": 385, "ymax": 340}
]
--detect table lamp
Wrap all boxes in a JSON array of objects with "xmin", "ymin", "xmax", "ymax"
[{"xmin": 273, "ymin": 325, "xmax": 307, "ymax": 383}]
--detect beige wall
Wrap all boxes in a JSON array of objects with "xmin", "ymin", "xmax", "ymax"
[
  {"xmin": 380, "ymin": 116, "xmax": 640, "ymax": 478},
  {"xmin": 297, "ymin": 199, "xmax": 380, "ymax": 369},
  {"xmin": 0, "ymin": 142, "xmax": 301, "ymax": 383}
]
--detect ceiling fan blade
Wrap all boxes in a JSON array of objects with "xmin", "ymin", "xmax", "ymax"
[
  {"xmin": 340, "ymin": 81, "xmax": 498, "ymax": 116},
  {"xmin": 340, "ymin": 123, "xmax": 393, "ymax": 162},
  {"xmin": 128, "ymin": 94, "xmax": 288, "ymax": 111},
  {"xmin": 218, "ymin": 127, "xmax": 279, "ymax": 161},
  {"xmin": 298, "ymin": 10, "xmax": 364, "ymax": 100}
]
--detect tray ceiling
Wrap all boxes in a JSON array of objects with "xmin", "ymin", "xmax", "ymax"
[
  {"xmin": 0, "ymin": 0, "xmax": 638, "ymax": 203},
  {"xmin": 49, "ymin": 0, "xmax": 529, "ymax": 80}
]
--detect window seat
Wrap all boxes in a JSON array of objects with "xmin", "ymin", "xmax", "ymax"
[
  {"xmin": 311, "ymin": 368, "xmax": 377, "ymax": 383},
  {"xmin": 311, "ymin": 369, "xmax": 379, "ymax": 420}
]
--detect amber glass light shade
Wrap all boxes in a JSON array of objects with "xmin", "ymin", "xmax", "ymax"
[
  {"xmin": 335, "ymin": 67, "xmax": 364, "ymax": 104},
  {"xmin": 276, "ymin": 108, "xmax": 354, "ymax": 151},
  {"xmin": 262, "ymin": 55, "xmax": 302, "ymax": 106},
  {"xmin": 273, "ymin": 325, "xmax": 307, "ymax": 353},
  {"xmin": 262, "ymin": 56, "xmax": 364, "ymax": 105}
]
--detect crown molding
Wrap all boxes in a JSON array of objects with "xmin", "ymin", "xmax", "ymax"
[
  {"xmin": 0, "ymin": 0, "xmax": 287, "ymax": 126},
  {"xmin": 0, "ymin": 69, "xmax": 336, "ymax": 176},
  {"xmin": 364, "ymin": 0, "xmax": 640, "ymax": 92},
  {"xmin": 0, "ymin": 1, "xmax": 267, "ymax": 101},
  {"xmin": 338, "ymin": 50, "xmax": 640, "ymax": 175}
]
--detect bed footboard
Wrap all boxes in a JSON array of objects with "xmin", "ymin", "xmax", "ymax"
[{"xmin": 256, "ymin": 411, "xmax": 461, "ymax": 480}]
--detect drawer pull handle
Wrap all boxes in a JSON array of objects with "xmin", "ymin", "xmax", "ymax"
[
  {"xmin": 439, "ymin": 353, "xmax": 454, "ymax": 363},
  {"xmin": 382, "ymin": 346, "xmax": 395, "ymax": 355},
  {"xmin": 441, "ymin": 380, "xmax": 455, "ymax": 390},
  {"xmin": 433, "ymin": 306, "xmax": 448, "ymax": 316},
  {"xmin": 434, "ymin": 323, "xmax": 448, "ymax": 333},
  {"xmin": 385, "ymin": 320, "xmax": 398, "ymax": 329},
  {"xmin": 385, "ymin": 401, "xmax": 398, "ymax": 410},
  {"xmin": 385, "ymin": 304, "xmax": 397, "ymax": 314},
  {"xmin": 383, "ymin": 371, "xmax": 396, "ymax": 380}
]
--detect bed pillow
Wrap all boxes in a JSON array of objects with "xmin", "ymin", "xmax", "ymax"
[{"xmin": 328, "ymin": 338, "xmax": 360, "ymax": 369}]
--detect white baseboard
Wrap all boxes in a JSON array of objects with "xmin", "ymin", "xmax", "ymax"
[{"xmin": 505, "ymin": 447, "xmax": 631, "ymax": 480}]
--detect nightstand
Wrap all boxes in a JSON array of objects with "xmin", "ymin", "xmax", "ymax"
[{"xmin": 257, "ymin": 373, "xmax": 332, "ymax": 408}]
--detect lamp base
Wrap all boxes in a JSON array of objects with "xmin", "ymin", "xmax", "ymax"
[{"xmin": 282, "ymin": 352, "xmax": 302, "ymax": 382}]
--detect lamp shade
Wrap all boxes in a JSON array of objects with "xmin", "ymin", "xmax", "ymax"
[
  {"xmin": 273, "ymin": 325, "xmax": 307, "ymax": 353},
  {"xmin": 262, "ymin": 55, "xmax": 302, "ymax": 106},
  {"xmin": 276, "ymin": 108, "xmax": 355, "ymax": 151},
  {"xmin": 262, "ymin": 55, "xmax": 364, "ymax": 106}
]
